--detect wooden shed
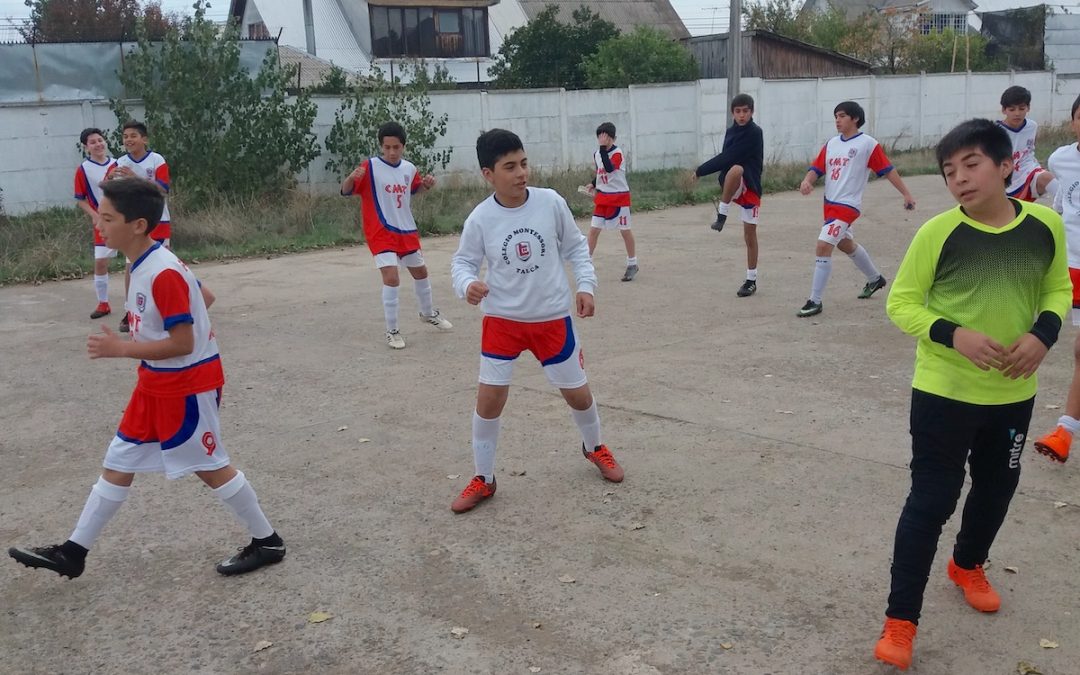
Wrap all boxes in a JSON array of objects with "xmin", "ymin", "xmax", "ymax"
[{"xmin": 686, "ymin": 30, "xmax": 873, "ymax": 79}]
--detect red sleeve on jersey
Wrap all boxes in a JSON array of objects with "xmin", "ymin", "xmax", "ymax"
[
  {"xmin": 152, "ymin": 268, "xmax": 194, "ymax": 329},
  {"xmin": 410, "ymin": 169, "xmax": 423, "ymax": 194},
  {"xmin": 810, "ymin": 145, "xmax": 827, "ymax": 175},
  {"xmin": 353, "ymin": 159, "xmax": 373, "ymax": 198},
  {"xmin": 105, "ymin": 163, "xmax": 117, "ymax": 178},
  {"xmin": 868, "ymin": 143, "xmax": 894, "ymax": 176},
  {"xmin": 154, "ymin": 162, "xmax": 170, "ymax": 192},
  {"xmin": 75, "ymin": 167, "xmax": 89, "ymax": 200},
  {"xmin": 610, "ymin": 149, "xmax": 623, "ymax": 171}
]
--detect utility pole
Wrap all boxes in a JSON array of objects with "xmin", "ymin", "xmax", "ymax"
[{"xmin": 728, "ymin": 0, "xmax": 742, "ymax": 104}]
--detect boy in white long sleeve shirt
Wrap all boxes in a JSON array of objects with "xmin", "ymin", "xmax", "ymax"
[{"xmin": 449, "ymin": 128, "xmax": 625, "ymax": 513}]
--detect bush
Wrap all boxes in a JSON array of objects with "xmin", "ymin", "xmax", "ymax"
[
  {"xmin": 323, "ymin": 62, "xmax": 451, "ymax": 178},
  {"xmin": 585, "ymin": 26, "xmax": 698, "ymax": 88},
  {"xmin": 110, "ymin": 1, "xmax": 319, "ymax": 204}
]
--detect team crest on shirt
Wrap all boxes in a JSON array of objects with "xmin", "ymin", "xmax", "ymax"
[
  {"xmin": 516, "ymin": 242, "xmax": 532, "ymax": 261},
  {"xmin": 135, "ymin": 292, "xmax": 146, "ymax": 312},
  {"xmin": 501, "ymin": 227, "xmax": 547, "ymax": 275},
  {"xmin": 848, "ymin": 148, "xmax": 858, "ymax": 158}
]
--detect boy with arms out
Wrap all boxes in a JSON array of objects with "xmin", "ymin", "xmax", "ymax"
[
  {"xmin": 693, "ymin": 93, "xmax": 764, "ymax": 297},
  {"xmin": 109, "ymin": 121, "xmax": 172, "ymax": 334},
  {"xmin": 449, "ymin": 129, "xmax": 625, "ymax": 513},
  {"xmin": 582, "ymin": 122, "xmax": 638, "ymax": 282},
  {"xmin": 797, "ymin": 101, "xmax": 916, "ymax": 317},
  {"xmin": 1032, "ymin": 94, "xmax": 1080, "ymax": 463},
  {"xmin": 999, "ymin": 85, "xmax": 1058, "ymax": 204},
  {"xmin": 9, "ymin": 178, "xmax": 286, "ymax": 579},
  {"xmin": 341, "ymin": 121, "xmax": 452, "ymax": 350},
  {"xmin": 874, "ymin": 119, "xmax": 1070, "ymax": 670},
  {"xmin": 75, "ymin": 127, "xmax": 118, "ymax": 319}
]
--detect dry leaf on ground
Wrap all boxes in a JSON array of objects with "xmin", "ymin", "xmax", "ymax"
[
  {"xmin": 1005, "ymin": 566, "xmax": 1019, "ymax": 574},
  {"xmin": 358, "ymin": 438, "xmax": 370, "ymax": 443},
  {"xmin": 720, "ymin": 642, "xmax": 733, "ymax": 650},
  {"xmin": 308, "ymin": 611, "xmax": 333, "ymax": 624},
  {"xmin": 253, "ymin": 640, "xmax": 273, "ymax": 652},
  {"xmin": 450, "ymin": 626, "xmax": 469, "ymax": 639},
  {"xmin": 558, "ymin": 574, "xmax": 576, "ymax": 583},
  {"xmin": 1017, "ymin": 661, "xmax": 1043, "ymax": 674},
  {"xmin": 510, "ymin": 470, "xmax": 526, "ymax": 476},
  {"xmin": 336, "ymin": 425, "xmax": 348, "ymax": 432},
  {"xmin": 447, "ymin": 474, "xmax": 460, "ymax": 479},
  {"xmin": 630, "ymin": 522, "xmax": 645, "ymax": 530},
  {"xmin": 1039, "ymin": 638, "xmax": 1059, "ymax": 649},
  {"xmin": 1054, "ymin": 501, "xmax": 1068, "ymax": 509}
]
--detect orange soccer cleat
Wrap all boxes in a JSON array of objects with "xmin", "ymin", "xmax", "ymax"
[
  {"xmin": 947, "ymin": 558, "xmax": 1001, "ymax": 613},
  {"xmin": 1033, "ymin": 425, "xmax": 1071, "ymax": 463},
  {"xmin": 451, "ymin": 476, "xmax": 496, "ymax": 513},
  {"xmin": 874, "ymin": 617, "xmax": 917, "ymax": 670},
  {"xmin": 583, "ymin": 444, "xmax": 624, "ymax": 483}
]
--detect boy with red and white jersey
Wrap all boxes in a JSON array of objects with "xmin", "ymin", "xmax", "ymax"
[
  {"xmin": 797, "ymin": 101, "xmax": 916, "ymax": 318},
  {"xmin": 448, "ymin": 128, "xmax": 625, "ymax": 514},
  {"xmin": 1033, "ymin": 94, "xmax": 1080, "ymax": 464},
  {"xmin": 108, "ymin": 120, "xmax": 172, "ymax": 334},
  {"xmin": 582, "ymin": 122, "xmax": 637, "ymax": 282},
  {"xmin": 998, "ymin": 86, "xmax": 1058, "ymax": 204},
  {"xmin": 341, "ymin": 121, "xmax": 452, "ymax": 350},
  {"xmin": 8, "ymin": 178, "xmax": 286, "ymax": 580},
  {"xmin": 75, "ymin": 127, "xmax": 117, "ymax": 319}
]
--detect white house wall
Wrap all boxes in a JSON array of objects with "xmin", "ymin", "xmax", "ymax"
[{"xmin": 3, "ymin": 72, "xmax": 1079, "ymax": 214}]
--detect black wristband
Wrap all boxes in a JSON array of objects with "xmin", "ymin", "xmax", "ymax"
[
  {"xmin": 929, "ymin": 319, "xmax": 960, "ymax": 348},
  {"xmin": 1029, "ymin": 310, "xmax": 1062, "ymax": 349}
]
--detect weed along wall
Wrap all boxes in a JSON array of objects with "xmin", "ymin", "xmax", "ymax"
[{"xmin": 2, "ymin": 72, "xmax": 1078, "ymax": 215}]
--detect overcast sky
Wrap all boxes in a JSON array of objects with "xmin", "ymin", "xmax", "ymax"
[{"xmin": 0, "ymin": 0, "xmax": 1070, "ymax": 39}]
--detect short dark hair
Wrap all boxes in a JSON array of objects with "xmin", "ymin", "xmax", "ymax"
[
  {"xmin": 1071, "ymin": 93, "xmax": 1080, "ymax": 120},
  {"xmin": 476, "ymin": 128, "xmax": 524, "ymax": 170},
  {"xmin": 596, "ymin": 122, "xmax": 616, "ymax": 138},
  {"xmin": 80, "ymin": 127, "xmax": 105, "ymax": 146},
  {"xmin": 935, "ymin": 118, "xmax": 1013, "ymax": 187},
  {"xmin": 378, "ymin": 121, "xmax": 407, "ymax": 145},
  {"xmin": 122, "ymin": 120, "xmax": 148, "ymax": 137},
  {"xmin": 834, "ymin": 101, "xmax": 865, "ymax": 128},
  {"xmin": 1000, "ymin": 85, "xmax": 1031, "ymax": 108},
  {"xmin": 730, "ymin": 93, "xmax": 754, "ymax": 112},
  {"xmin": 100, "ymin": 177, "xmax": 165, "ymax": 233}
]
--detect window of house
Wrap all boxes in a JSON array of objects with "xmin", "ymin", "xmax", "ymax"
[
  {"xmin": 248, "ymin": 21, "xmax": 270, "ymax": 39},
  {"xmin": 920, "ymin": 13, "xmax": 969, "ymax": 34},
  {"xmin": 370, "ymin": 5, "xmax": 489, "ymax": 58}
]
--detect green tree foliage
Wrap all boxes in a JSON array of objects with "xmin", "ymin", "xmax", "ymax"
[
  {"xmin": 323, "ymin": 62, "xmax": 451, "ymax": 178},
  {"xmin": 488, "ymin": 4, "xmax": 619, "ymax": 89},
  {"xmin": 109, "ymin": 1, "xmax": 319, "ymax": 203},
  {"xmin": 905, "ymin": 30, "xmax": 1003, "ymax": 74},
  {"xmin": 20, "ymin": 0, "xmax": 176, "ymax": 42},
  {"xmin": 308, "ymin": 65, "xmax": 351, "ymax": 95},
  {"xmin": 585, "ymin": 26, "xmax": 698, "ymax": 88}
]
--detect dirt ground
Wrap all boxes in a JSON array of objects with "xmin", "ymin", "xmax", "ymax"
[{"xmin": 1, "ymin": 174, "xmax": 1078, "ymax": 675}]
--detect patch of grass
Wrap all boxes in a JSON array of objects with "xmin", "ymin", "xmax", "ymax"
[{"xmin": 4, "ymin": 122, "xmax": 1076, "ymax": 285}]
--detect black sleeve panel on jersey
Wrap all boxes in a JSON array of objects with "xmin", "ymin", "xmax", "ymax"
[
  {"xmin": 1029, "ymin": 310, "xmax": 1063, "ymax": 348},
  {"xmin": 929, "ymin": 319, "xmax": 960, "ymax": 348},
  {"xmin": 598, "ymin": 146, "xmax": 615, "ymax": 173}
]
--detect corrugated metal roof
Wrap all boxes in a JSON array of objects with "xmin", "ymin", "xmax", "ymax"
[{"xmin": 517, "ymin": 0, "xmax": 690, "ymax": 40}]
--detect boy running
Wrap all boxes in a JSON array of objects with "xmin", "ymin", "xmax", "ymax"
[
  {"xmin": 75, "ymin": 127, "xmax": 117, "ymax": 319},
  {"xmin": 341, "ymin": 121, "xmax": 452, "ymax": 349},
  {"xmin": 1032, "ymin": 94, "xmax": 1080, "ymax": 463},
  {"xmin": 874, "ymin": 118, "xmax": 1070, "ymax": 670},
  {"xmin": 8, "ymin": 177, "xmax": 286, "ymax": 579},
  {"xmin": 448, "ymin": 129, "xmax": 625, "ymax": 513},
  {"xmin": 109, "ymin": 120, "xmax": 172, "ymax": 334},
  {"xmin": 998, "ymin": 85, "xmax": 1058, "ymax": 203},
  {"xmin": 693, "ymin": 93, "xmax": 764, "ymax": 297},
  {"xmin": 582, "ymin": 122, "xmax": 638, "ymax": 281},
  {"xmin": 797, "ymin": 101, "xmax": 916, "ymax": 317}
]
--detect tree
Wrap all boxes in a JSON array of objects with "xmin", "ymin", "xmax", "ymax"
[
  {"xmin": 904, "ymin": 29, "xmax": 1003, "ymax": 74},
  {"xmin": 323, "ymin": 62, "xmax": 452, "ymax": 179},
  {"xmin": 110, "ymin": 1, "xmax": 319, "ymax": 203},
  {"xmin": 20, "ymin": 0, "xmax": 176, "ymax": 42},
  {"xmin": 585, "ymin": 27, "xmax": 698, "ymax": 88},
  {"xmin": 488, "ymin": 5, "xmax": 619, "ymax": 89}
]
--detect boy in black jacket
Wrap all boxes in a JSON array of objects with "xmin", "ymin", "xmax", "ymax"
[{"xmin": 694, "ymin": 93, "xmax": 765, "ymax": 297}]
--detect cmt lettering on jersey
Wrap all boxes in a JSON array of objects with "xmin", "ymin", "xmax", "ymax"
[
  {"xmin": 384, "ymin": 182, "xmax": 410, "ymax": 208},
  {"xmin": 501, "ymin": 227, "xmax": 547, "ymax": 275}
]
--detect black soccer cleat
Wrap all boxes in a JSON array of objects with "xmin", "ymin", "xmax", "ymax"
[
  {"xmin": 216, "ymin": 539, "xmax": 286, "ymax": 576},
  {"xmin": 737, "ymin": 279, "xmax": 757, "ymax": 297},
  {"xmin": 711, "ymin": 213, "xmax": 727, "ymax": 232},
  {"xmin": 797, "ymin": 299, "xmax": 823, "ymax": 317},
  {"xmin": 9, "ymin": 545, "xmax": 85, "ymax": 579},
  {"xmin": 621, "ymin": 264, "xmax": 639, "ymax": 282},
  {"xmin": 859, "ymin": 275, "xmax": 887, "ymax": 299}
]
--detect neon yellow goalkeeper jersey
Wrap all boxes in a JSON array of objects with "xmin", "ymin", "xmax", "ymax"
[{"xmin": 887, "ymin": 199, "xmax": 1071, "ymax": 405}]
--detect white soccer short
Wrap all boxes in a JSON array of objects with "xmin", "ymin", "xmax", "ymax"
[
  {"xmin": 590, "ymin": 206, "xmax": 632, "ymax": 231},
  {"xmin": 731, "ymin": 181, "xmax": 760, "ymax": 225},
  {"xmin": 94, "ymin": 244, "xmax": 118, "ymax": 260},
  {"xmin": 479, "ymin": 315, "xmax": 588, "ymax": 389},
  {"xmin": 373, "ymin": 250, "xmax": 425, "ymax": 269},
  {"xmin": 818, "ymin": 219, "xmax": 855, "ymax": 246},
  {"xmin": 103, "ymin": 389, "xmax": 230, "ymax": 480}
]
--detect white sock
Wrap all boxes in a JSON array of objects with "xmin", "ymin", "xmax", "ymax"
[
  {"xmin": 472, "ymin": 412, "xmax": 500, "ymax": 481},
  {"xmin": 213, "ymin": 471, "xmax": 275, "ymax": 539},
  {"xmin": 570, "ymin": 400, "xmax": 603, "ymax": 450},
  {"xmin": 810, "ymin": 257, "xmax": 832, "ymax": 303},
  {"xmin": 746, "ymin": 268, "xmax": 758, "ymax": 281},
  {"xmin": 382, "ymin": 285, "xmax": 400, "ymax": 332},
  {"xmin": 413, "ymin": 277, "xmax": 434, "ymax": 317},
  {"xmin": 718, "ymin": 202, "xmax": 730, "ymax": 216},
  {"xmin": 69, "ymin": 477, "xmax": 130, "ymax": 549},
  {"xmin": 627, "ymin": 256, "xmax": 638, "ymax": 266},
  {"xmin": 93, "ymin": 275, "xmax": 109, "ymax": 303},
  {"xmin": 847, "ymin": 244, "xmax": 881, "ymax": 282},
  {"xmin": 1043, "ymin": 178, "xmax": 1059, "ymax": 202},
  {"xmin": 1058, "ymin": 415, "xmax": 1080, "ymax": 435}
]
